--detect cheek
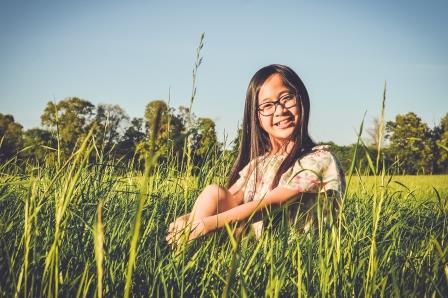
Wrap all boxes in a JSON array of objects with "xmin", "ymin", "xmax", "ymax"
[
  {"xmin": 258, "ymin": 115, "xmax": 270, "ymax": 130},
  {"xmin": 292, "ymin": 107, "xmax": 301, "ymax": 120}
]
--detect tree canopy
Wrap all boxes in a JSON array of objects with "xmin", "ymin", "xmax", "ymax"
[
  {"xmin": 385, "ymin": 112, "xmax": 434, "ymax": 174},
  {"xmin": 0, "ymin": 113, "xmax": 23, "ymax": 161},
  {"xmin": 41, "ymin": 97, "xmax": 95, "ymax": 155}
]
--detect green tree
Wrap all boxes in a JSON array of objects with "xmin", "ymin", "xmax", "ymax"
[
  {"xmin": 0, "ymin": 113, "xmax": 23, "ymax": 161},
  {"xmin": 435, "ymin": 113, "xmax": 448, "ymax": 173},
  {"xmin": 21, "ymin": 128, "xmax": 56, "ymax": 164},
  {"xmin": 116, "ymin": 117, "xmax": 146, "ymax": 161},
  {"xmin": 141, "ymin": 100, "xmax": 185, "ymax": 164},
  {"xmin": 169, "ymin": 107, "xmax": 187, "ymax": 161},
  {"xmin": 92, "ymin": 104, "xmax": 129, "ymax": 153},
  {"xmin": 41, "ymin": 97, "xmax": 95, "ymax": 156},
  {"xmin": 231, "ymin": 126, "xmax": 242, "ymax": 156},
  {"xmin": 385, "ymin": 112, "xmax": 434, "ymax": 174},
  {"xmin": 192, "ymin": 117, "xmax": 219, "ymax": 165}
]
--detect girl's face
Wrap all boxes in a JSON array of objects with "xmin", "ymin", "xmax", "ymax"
[{"xmin": 257, "ymin": 73, "xmax": 300, "ymax": 148}]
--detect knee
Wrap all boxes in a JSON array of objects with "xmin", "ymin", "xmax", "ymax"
[
  {"xmin": 201, "ymin": 184, "xmax": 227, "ymax": 200},
  {"xmin": 203, "ymin": 184, "xmax": 222, "ymax": 195}
]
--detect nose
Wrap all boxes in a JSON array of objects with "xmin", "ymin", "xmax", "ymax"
[{"xmin": 273, "ymin": 102, "xmax": 289, "ymax": 116}]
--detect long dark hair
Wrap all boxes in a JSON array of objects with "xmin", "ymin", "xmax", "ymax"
[{"xmin": 227, "ymin": 64, "xmax": 316, "ymax": 190}]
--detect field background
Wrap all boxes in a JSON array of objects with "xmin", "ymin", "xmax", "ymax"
[
  {"xmin": 1, "ymin": 144, "xmax": 447, "ymax": 297},
  {"xmin": 1, "ymin": 1, "xmax": 448, "ymax": 296}
]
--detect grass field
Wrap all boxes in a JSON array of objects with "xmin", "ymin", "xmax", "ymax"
[{"xmin": 0, "ymin": 142, "xmax": 447, "ymax": 297}]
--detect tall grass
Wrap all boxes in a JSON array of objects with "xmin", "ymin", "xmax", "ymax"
[{"xmin": 1, "ymin": 133, "xmax": 447, "ymax": 296}]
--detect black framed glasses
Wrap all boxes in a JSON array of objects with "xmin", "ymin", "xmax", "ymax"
[{"xmin": 257, "ymin": 93, "xmax": 298, "ymax": 116}]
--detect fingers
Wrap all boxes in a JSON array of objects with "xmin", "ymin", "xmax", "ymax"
[
  {"xmin": 178, "ymin": 213, "xmax": 191, "ymax": 221},
  {"xmin": 166, "ymin": 224, "xmax": 178, "ymax": 244},
  {"xmin": 166, "ymin": 214, "xmax": 195, "ymax": 246},
  {"xmin": 166, "ymin": 232, "xmax": 174, "ymax": 245},
  {"xmin": 168, "ymin": 222, "xmax": 175, "ymax": 233},
  {"xmin": 167, "ymin": 219, "xmax": 182, "ymax": 235},
  {"xmin": 166, "ymin": 230, "xmax": 178, "ymax": 245},
  {"xmin": 166, "ymin": 223, "xmax": 187, "ymax": 245}
]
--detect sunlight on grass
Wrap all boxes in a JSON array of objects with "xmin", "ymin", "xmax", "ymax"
[{"xmin": 0, "ymin": 136, "xmax": 447, "ymax": 296}]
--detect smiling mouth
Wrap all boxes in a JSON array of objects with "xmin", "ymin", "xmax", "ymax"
[{"xmin": 275, "ymin": 118, "xmax": 294, "ymax": 128}]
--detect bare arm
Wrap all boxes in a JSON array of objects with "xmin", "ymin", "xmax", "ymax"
[
  {"xmin": 166, "ymin": 183, "xmax": 244, "ymax": 244},
  {"xmin": 227, "ymin": 183, "xmax": 244, "ymax": 204},
  {"xmin": 201, "ymin": 186, "xmax": 300, "ymax": 234}
]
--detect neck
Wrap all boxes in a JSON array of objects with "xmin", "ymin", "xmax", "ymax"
[{"xmin": 270, "ymin": 140, "xmax": 295, "ymax": 155}]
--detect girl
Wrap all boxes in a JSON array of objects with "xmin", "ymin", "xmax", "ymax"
[{"xmin": 166, "ymin": 64, "xmax": 345, "ymax": 244}]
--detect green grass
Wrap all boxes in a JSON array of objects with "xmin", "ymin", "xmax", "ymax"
[
  {"xmin": 1, "ymin": 142, "xmax": 447, "ymax": 297},
  {"xmin": 349, "ymin": 175, "xmax": 448, "ymax": 196}
]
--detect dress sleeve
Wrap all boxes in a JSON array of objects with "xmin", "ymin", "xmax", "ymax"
[
  {"xmin": 321, "ymin": 153, "xmax": 346, "ymax": 196},
  {"xmin": 278, "ymin": 148, "xmax": 345, "ymax": 196},
  {"xmin": 233, "ymin": 160, "xmax": 253, "ymax": 191}
]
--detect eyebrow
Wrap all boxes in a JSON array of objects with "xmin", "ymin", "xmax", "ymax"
[{"xmin": 259, "ymin": 90, "xmax": 291, "ymax": 104}]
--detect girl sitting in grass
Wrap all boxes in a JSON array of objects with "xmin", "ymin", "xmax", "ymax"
[{"xmin": 166, "ymin": 64, "xmax": 345, "ymax": 244}]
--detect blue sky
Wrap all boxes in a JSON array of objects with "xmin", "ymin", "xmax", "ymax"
[{"xmin": 1, "ymin": 0, "xmax": 447, "ymax": 145}]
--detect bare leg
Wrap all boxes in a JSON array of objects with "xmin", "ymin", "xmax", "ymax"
[{"xmin": 188, "ymin": 184, "xmax": 240, "ymax": 223}]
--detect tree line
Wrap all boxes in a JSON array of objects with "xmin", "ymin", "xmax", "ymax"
[
  {"xmin": 0, "ymin": 97, "xmax": 220, "ymax": 171},
  {"xmin": 326, "ymin": 112, "xmax": 448, "ymax": 175},
  {"xmin": 1, "ymin": 97, "xmax": 447, "ymax": 175}
]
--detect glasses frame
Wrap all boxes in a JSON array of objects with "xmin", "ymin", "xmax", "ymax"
[{"xmin": 257, "ymin": 93, "xmax": 298, "ymax": 116}]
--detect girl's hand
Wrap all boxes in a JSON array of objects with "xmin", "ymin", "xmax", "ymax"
[
  {"xmin": 166, "ymin": 215, "xmax": 189, "ymax": 245},
  {"xmin": 168, "ymin": 215, "xmax": 189, "ymax": 234},
  {"xmin": 166, "ymin": 218, "xmax": 207, "ymax": 245},
  {"xmin": 187, "ymin": 219, "xmax": 207, "ymax": 241}
]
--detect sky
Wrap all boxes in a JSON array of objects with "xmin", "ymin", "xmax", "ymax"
[{"xmin": 1, "ymin": 0, "xmax": 447, "ymax": 146}]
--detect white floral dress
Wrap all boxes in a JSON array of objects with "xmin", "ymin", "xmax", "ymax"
[{"xmin": 234, "ymin": 145, "xmax": 345, "ymax": 237}]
